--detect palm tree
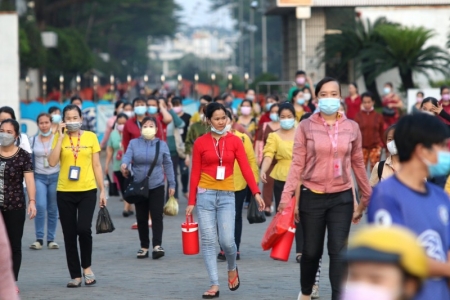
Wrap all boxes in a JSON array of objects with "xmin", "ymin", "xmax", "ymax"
[
  {"xmin": 317, "ymin": 17, "xmax": 396, "ymax": 106},
  {"xmin": 362, "ymin": 25, "xmax": 450, "ymax": 91}
]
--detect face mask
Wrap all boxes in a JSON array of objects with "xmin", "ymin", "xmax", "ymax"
[
  {"xmin": 148, "ymin": 106, "xmax": 158, "ymax": 115},
  {"xmin": 200, "ymin": 114, "xmax": 205, "ymax": 121},
  {"xmin": 266, "ymin": 103, "xmax": 273, "ymax": 111},
  {"xmin": 211, "ymin": 125, "xmax": 228, "ymax": 135},
  {"xmin": 296, "ymin": 77, "xmax": 306, "ymax": 85},
  {"xmin": 362, "ymin": 106, "xmax": 374, "ymax": 112},
  {"xmin": 51, "ymin": 115, "xmax": 61, "ymax": 124},
  {"xmin": 241, "ymin": 106, "xmax": 252, "ymax": 116},
  {"xmin": 66, "ymin": 122, "xmax": 82, "ymax": 132},
  {"xmin": 116, "ymin": 124, "xmax": 124, "ymax": 132},
  {"xmin": 134, "ymin": 106, "xmax": 147, "ymax": 116},
  {"xmin": 383, "ymin": 87, "xmax": 391, "ymax": 95},
  {"xmin": 341, "ymin": 283, "xmax": 397, "ymax": 300},
  {"xmin": 416, "ymin": 97, "xmax": 423, "ymax": 103},
  {"xmin": 318, "ymin": 98, "xmax": 341, "ymax": 115},
  {"xmin": 225, "ymin": 124, "xmax": 232, "ymax": 132},
  {"xmin": 297, "ymin": 98, "xmax": 305, "ymax": 105},
  {"xmin": 280, "ymin": 118, "xmax": 295, "ymax": 130},
  {"xmin": 124, "ymin": 111, "xmax": 134, "ymax": 118},
  {"xmin": 173, "ymin": 107, "xmax": 182, "ymax": 114},
  {"xmin": 424, "ymin": 150, "xmax": 450, "ymax": 177},
  {"xmin": 387, "ymin": 140, "xmax": 397, "ymax": 155},
  {"xmin": 40, "ymin": 130, "xmax": 52, "ymax": 137},
  {"xmin": 246, "ymin": 95, "xmax": 255, "ymax": 101},
  {"xmin": 270, "ymin": 113, "xmax": 279, "ymax": 122},
  {"xmin": 0, "ymin": 132, "xmax": 16, "ymax": 146},
  {"xmin": 303, "ymin": 93, "xmax": 311, "ymax": 101},
  {"xmin": 443, "ymin": 94, "xmax": 450, "ymax": 101},
  {"xmin": 142, "ymin": 127, "xmax": 156, "ymax": 140}
]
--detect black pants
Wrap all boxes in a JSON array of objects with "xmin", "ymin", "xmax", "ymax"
[
  {"xmin": 114, "ymin": 170, "xmax": 128, "ymax": 196},
  {"xmin": 1, "ymin": 209, "xmax": 25, "ymax": 281},
  {"xmin": 273, "ymin": 179, "xmax": 286, "ymax": 212},
  {"xmin": 170, "ymin": 155, "xmax": 179, "ymax": 199},
  {"xmin": 57, "ymin": 189, "xmax": 97, "ymax": 279},
  {"xmin": 300, "ymin": 187, "xmax": 353, "ymax": 300},
  {"xmin": 244, "ymin": 186, "xmax": 252, "ymax": 204},
  {"xmin": 178, "ymin": 156, "xmax": 189, "ymax": 194},
  {"xmin": 135, "ymin": 185, "xmax": 165, "ymax": 248}
]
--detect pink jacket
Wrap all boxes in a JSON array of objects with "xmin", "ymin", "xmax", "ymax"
[
  {"xmin": 280, "ymin": 113, "xmax": 372, "ymax": 206},
  {"xmin": 0, "ymin": 214, "xmax": 18, "ymax": 299}
]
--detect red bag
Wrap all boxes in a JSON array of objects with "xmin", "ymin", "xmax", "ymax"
[{"xmin": 261, "ymin": 197, "xmax": 296, "ymax": 251}]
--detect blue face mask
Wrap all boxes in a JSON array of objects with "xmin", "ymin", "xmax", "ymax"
[
  {"xmin": 280, "ymin": 118, "xmax": 295, "ymax": 130},
  {"xmin": 383, "ymin": 87, "xmax": 391, "ymax": 95},
  {"xmin": 211, "ymin": 125, "xmax": 228, "ymax": 135},
  {"xmin": 51, "ymin": 114, "xmax": 61, "ymax": 124},
  {"xmin": 40, "ymin": 130, "xmax": 52, "ymax": 137},
  {"xmin": 318, "ymin": 98, "xmax": 341, "ymax": 115},
  {"xmin": 266, "ymin": 103, "xmax": 273, "ymax": 111},
  {"xmin": 148, "ymin": 106, "xmax": 158, "ymax": 115},
  {"xmin": 270, "ymin": 113, "xmax": 279, "ymax": 122},
  {"xmin": 425, "ymin": 151, "xmax": 450, "ymax": 177},
  {"xmin": 134, "ymin": 106, "xmax": 147, "ymax": 116},
  {"xmin": 296, "ymin": 98, "xmax": 305, "ymax": 105}
]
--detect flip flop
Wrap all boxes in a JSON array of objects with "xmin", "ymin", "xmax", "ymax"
[
  {"xmin": 202, "ymin": 290, "xmax": 220, "ymax": 299},
  {"xmin": 228, "ymin": 266, "xmax": 240, "ymax": 291},
  {"xmin": 83, "ymin": 272, "xmax": 96, "ymax": 286}
]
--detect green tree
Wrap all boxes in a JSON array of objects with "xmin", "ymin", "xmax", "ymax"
[
  {"xmin": 317, "ymin": 17, "xmax": 395, "ymax": 106},
  {"xmin": 362, "ymin": 25, "xmax": 450, "ymax": 91}
]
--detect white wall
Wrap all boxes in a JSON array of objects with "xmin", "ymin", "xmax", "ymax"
[{"xmin": 0, "ymin": 13, "xmax": 20, "ymax": 117}]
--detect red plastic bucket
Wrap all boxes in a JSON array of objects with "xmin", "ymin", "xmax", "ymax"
[
  {"xmin": 270, "ymin": 225, "xmax": 296, "ymax": 261},
  {"xmin": 181, "ymin": 215, "xmax": 199, "ymax": 255}
]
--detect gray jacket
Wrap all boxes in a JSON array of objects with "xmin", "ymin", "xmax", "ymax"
[{"xmin": 122, "ymin": 137, "xmax": 175, "ymax": 190}]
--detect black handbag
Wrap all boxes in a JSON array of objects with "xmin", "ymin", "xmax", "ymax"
[
  {"xmin": 123, "ymin": 141, "xmax": 160, "ymax": 204},
  {"xmin": 247, "ymin": 197, "xmax": 266, "ymax": 224},
  {"xmin": 96, "ymin": 206, "xmax": 115, "ymax": 234},
  {"xmin": 382, "ymin": 107, "xmax": 396, "ymax": 117},
  {"xmin": 107, "ymin": 174, "xmax": 119, "ymax": 196}
]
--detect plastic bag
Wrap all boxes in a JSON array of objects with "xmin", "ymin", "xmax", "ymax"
[
  {"xmin": 261, "ymin": 196, "xmax": 295, "ymax": 251},
  {"xmin": 107, "ymin": 174, "xmax": 119, "ymax": 196},
  {"xmin": 247, "ymin": 197, "xmax": 266, "ymax": 224},
  {"xmin": 164, "ymin": 196, "xmax": 179, "ymax": 216},
  {"xmin": 96, "ymin": 206, "xmax": 115, "ymax": 234}
]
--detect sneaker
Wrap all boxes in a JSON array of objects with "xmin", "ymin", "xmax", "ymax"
[
  {"xmin": 217, "ymin": 251, "xmax": 226, "ymax": 261},
  {"xmin": 152, "ymin": 246, "xmax": 165, "ymax": 259},
  {"xmin": 311, "ymin": 285, "xmax": 319, "ymax": 299},
  {"xmin": 47, "ymin": 241, "xmax": 59, "ymax": 249}
]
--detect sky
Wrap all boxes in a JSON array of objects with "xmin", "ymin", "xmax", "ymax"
[{"xmin": 175, "ymin": 0, "xmax": 234, "ymax": 30}]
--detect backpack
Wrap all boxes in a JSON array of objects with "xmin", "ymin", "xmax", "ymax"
[{"xmin": 377, "ymin": 160, "xmax": 386, "ymax": 182}]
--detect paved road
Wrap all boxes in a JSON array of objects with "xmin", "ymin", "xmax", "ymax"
[{"xmin": 18, "ymin": 170, "xmax": 364, "ymax": 300}]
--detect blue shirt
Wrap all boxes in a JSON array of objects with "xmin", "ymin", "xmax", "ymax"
[
  {"xmin": 122, "ymin": 137, "xmax": 176, "ymax": 190},
  {"xmin": 368, "ymin": 176, "xmax": 450, "ymax": 300}
]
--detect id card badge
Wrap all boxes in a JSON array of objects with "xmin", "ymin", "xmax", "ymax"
[
  {"xmin": 333, "ymin": 158, "xmax": 342, "ymax": 178},
  {"xmin": 69, "ymin": 166, "xmax": 81, "ymax": 181},
  {"xmin": 216, "ymin": 166, "xmax": 226, "ymax": 180},
  {"xmin": 43, "ymin": 157, "xmax": 49, "ymax": 168}
]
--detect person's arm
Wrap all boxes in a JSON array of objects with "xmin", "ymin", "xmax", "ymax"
[
  {"xmin": 369, "ymin": 162, "xmax": 381, "ymax": 187},
  {"xmin": 351, "ymin": 125, "xmax": 372, "ymax": 210},
  {"xmin": 188, "ymin": 140, "xmax": 202, "ymax": 206},
  {"xmin": 92, "ymin": 151, "xmax": 106, "ymax": 206},
  {"xmin": 159, "ymin": 102, "xmax": 173, "ymax": 124},
  {"xmin": 393, "ymin": 95, "xmax": 403, "ymax": 108},
  {"xmin": 24, "ymin": 172, "xmax": 37, "ymax": 219},
  {"xmin": 438, "ymin": 109, "xmax": 450, "ymax": 123},
  {"xmin": 105, "ymin": 145, "xmax": 113, "ymax": 176},
  {"xmin": 427, "ymin": 255, "xmax": 450, "ymax": 277},
  {"xmin": 306, "ymin": 75, "xmax": 315, "ymax": 98},
  {"xmin": 20, "ymin": 133, "xmax": 32, "ymax": 153},
  {"xmin": 48, "ymin": 124, "xmax": 65, "ymax": 167},
  {"xmin": 0, "ymin": 214, "xmax": 17, "ymax": 300},
  {"xmin": 162, "ymin": 142, "xmax": 176, "ymax": 192},
  {"xmin": 378, "ymin": 114, "xmax": 385, "ymax": 147},
  {"xmin": 101, "ymin": 117, "xmax": 115, "ymax": 148},
  {"xmin": 122, "ymin": 122, "xmax": 132, "ymax": 152},
  {"xmin": 169, "ymin": 109, "xmax": 185, "ymax": 128},
  {"xmin": 235, "ymin": 137, "xmax": 260, "ymax": 195},
  {"xmin": 242, "ymin": 133, "xmax": 259, "ymax": 183},
  {"xmin": 260, "ymin": 133, "xmax": 276, "ymax": 183},
  {"xmin": 121, "ymin": 139, "xmax": 134, "ymax": 170}
]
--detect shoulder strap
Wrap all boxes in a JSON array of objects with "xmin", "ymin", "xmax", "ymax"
[
  {"xmin": 31, "ymin": 136, "xmax": 36, "ymax": 169},
  {"xmin": 377, "ymin": 160, "xmax": 386, "ymax": 181},
  {"xmin": 146, "ymin": 141, "xmax": 160, "ymax": 178}
]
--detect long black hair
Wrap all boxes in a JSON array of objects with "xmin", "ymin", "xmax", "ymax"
[{"xmin": 0, "ymin": 119, "xmax": 21, "ymax": 145}]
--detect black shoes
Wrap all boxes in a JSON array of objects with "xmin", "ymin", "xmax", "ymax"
[
  {"xmin": 152, "ymin": 246, "xmax": 165, "ymax": 259},
  {"xmin": 122, "ymin": 210, "xmax": 134, "ymax": 217}
]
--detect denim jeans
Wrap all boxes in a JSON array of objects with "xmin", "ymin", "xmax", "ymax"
[
  {"xmin": 34, "ymin": 172, "xmax": 59, "ymax": 241},
  {"xmin": 196, "ymin": 188, "xmax": 237, "ymax": 286},
  {"xmin": 299, "ymin": 187, "xmax": 353, "ymax": 300}
]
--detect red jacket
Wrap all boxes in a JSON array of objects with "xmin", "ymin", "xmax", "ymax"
[
  {"xmin": 354, "ymin": 109, "xmax": 384, "ymax": 148},
  {"xmin": 122, "ymin": 114, "xmax": 167, "ymax": 151},
  {"xmin": 345, "ymin": 95, "xmax": 361, "ymax": 120},
  {"xmin": 382, "ymin": 95, "xmax": 400, "ymax": 126},
  {"xmin": 439, "ymin": 100, "xmax": 450, "ymax": 125}
]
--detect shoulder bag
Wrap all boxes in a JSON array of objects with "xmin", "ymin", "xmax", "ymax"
[{"xmin": 123, "ymin": 141, "xmax": 160, "ymax": 204}]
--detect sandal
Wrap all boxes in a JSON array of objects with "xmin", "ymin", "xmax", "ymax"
[
  {"xmin": 296, "ymin": 254, "xmax": 302, "ymax": 263},
  {"xmin": 228, "ymin": 266, "xmax": 240, "ymax": 291},
  {"xmin": 29, "ymin": 241, "xmax": 42, "ymax": 250},
  {"xmin": 48, "ymin": 241, "xmax": 59, "ymax": 249},
  {"xmin": 83, "ymin": 272, "xmax": 96, "ymax": 286},
  {"xmin": 137, "ymin": 249, "xmax": 149, "ymax": 259},
  {"xmin": 67, "ymin": 278, "xmax": 82, "ymax": 288},
  {"xmin": 202, "ymin": 290, "xmax": 220, "ymax": 299}
]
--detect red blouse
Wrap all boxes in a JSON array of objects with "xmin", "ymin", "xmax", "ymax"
[{"xmin": 344, "ymin": 95, "xmax": 361, "ymax": 120}]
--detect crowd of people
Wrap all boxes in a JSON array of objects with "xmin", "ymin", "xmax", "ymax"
[{"xmin": 1, "ymin": 70, "xmax": 450, "ymax": 300}]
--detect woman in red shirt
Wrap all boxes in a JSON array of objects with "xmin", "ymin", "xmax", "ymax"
[
  {"xmin": 382, "ymin": 82, "xmax": 403, "ymax": 129},
  {"xmin": 186, "ymin": 103, "xmax": 264, "ymax": 299},
  {"xmin": 344, "ymin": 82, "xmax": 361, "ymax": 120}
]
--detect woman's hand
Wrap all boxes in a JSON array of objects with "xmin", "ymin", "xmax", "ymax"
[
  {"xmin": 352, "ymin": 205, "xmax": 365, "ymax": 224},
  {"xmin": 186, "ymin": 205, "xmax": 195, "ymax": 215},
  {"xmin": 27, "ymin": 201, "xmax": 37, "ymax": 219},
  {"xmin": 185, "ymin": 156, "xmax": 190, "ymax": 167},
  {"xmin": 58, "ymin": 122, "xmax": 66, "ymax": 137},
  {"xmin": 294, "ymin": 207, "xmax": 300, "ymax": 223},
  {"xmin": 104, "ymin": 165, "xmax": 109, "ymax": 177},
  {"xmin": 120, "ymin": 163, "xmax": 129, "ymax": 178},
  {"xmin": 99, "ymin": 190, "xmax": 107, "ymax": 207},
  {"xmin": 431, "ymin": 104, "xmax": 443, "ymax": 115},
  {"xmin": 254, "ymin": 193, "xmax": 265, "ymax": 211},
  {"xmin": 260, "ymin": 172, "xmax": 267, "ymax": 184},
  {"xmin": 168, "ymin": 188, "xmax": 175, "ymax": 197}
]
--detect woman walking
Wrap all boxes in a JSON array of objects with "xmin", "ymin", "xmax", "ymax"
[
  {"xmin": 121, "ymin": 116, "xmax": 175, "ymax": 259},
  {"xmin": 48, "ymin": 104, "xmax": 106, "ymax": 287},
  {"xmin": 279, "ymin": 77, "xmax": 371, "ymax": 300},
  {"xmin": 186, "ymin": 103, "xmax": 264, "ymax": 299},
  {"xmin": 0, "ymin": 119, "xmax": 36, "ymax": 293},
  {"xmin": 29, "ymin": 113, "xmax": 60, "ymax": 250},
  {"xmin": 369, "ymin": 125, "xmax": 398, "ymax": 186}
]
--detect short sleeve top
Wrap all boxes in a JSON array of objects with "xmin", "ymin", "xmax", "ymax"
[
  {"xmin": 0, "ymin": 148, "xmax": 33, "ymax": 211},
  {"xmin": 263, "ymin": 132, "xmax": 294, "ymax": 181},
  {"xmin": 107, "ymin": 130, "xmax": 123, "ymax": 172}
]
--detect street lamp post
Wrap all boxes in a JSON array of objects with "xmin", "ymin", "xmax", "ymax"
[
  {"xmin": 127, "ymin": 75, "xmax": 132, "ymax": 100},
  {"xmin": 93, "ymin": 75, "xmax": 98, "ymax": 102},
  {"xmin": 250, "ymin": 1, "xmax": 258, "ymax": 80},
  {"xmin": 110, "ymin": 74, "xmax": 115, "ymax": 92},
  {"xmin": 194, "ymin": 73, "xmax": 199, "ymax": 99},
  {"xmin": 244, "ymin": 72, "xmax": 249, "ymax": 90},
  {"xmin": 160, "ymin": 74, "xmax": 165, "ymax": 85},
  {"xmin": 25, "ymin": 76, "xmax": 31, "ymax": 102},
  {"xmin": 76, "ymin": 75, "xmax": 81, "ymax": 93},
  {"xmin": 42, "ymin": 75, "xmax": 47, "ymax": 103},
  {"xmin": 59, "ymin": 74, "xmax": 64, "ymax": 103},
  {"xmin": 177, "ymin": 74, "xmax": 182, "ymax": 96},
  {"xmin": 210, "ymin": 73, "xmax": 216, "ymax": 97},
  {"xmin": 227, "ymin": 72, "xmax": 233, "ymax": 91}
]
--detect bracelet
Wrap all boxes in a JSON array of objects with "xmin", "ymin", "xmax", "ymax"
[{"xmin": 29, "ymin": 199, "xmax": 36, "ymax": 203}]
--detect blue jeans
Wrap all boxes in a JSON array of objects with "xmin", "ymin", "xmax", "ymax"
[
  {"xmin": 34, "ymin": 173, "xmax": 59, "ymax": 241},
  {"xmin": 196, "ymin": 188, "xmax": 237, "ymax": 286}
]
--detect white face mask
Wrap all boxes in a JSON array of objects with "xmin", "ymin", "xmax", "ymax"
[
  {"xmin": 303, "ymin": 93, "xmax": 311, "ymax": 101},
  {"xmin": 387, "ymin": 140, "xmax": 398, "ymax": 155},
  {"xmin": 341, "ymin": 282, "xmax": 399, "ymax": 300}
]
